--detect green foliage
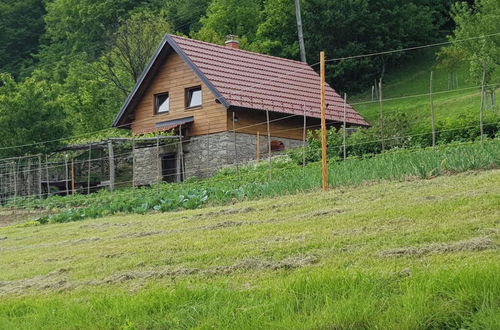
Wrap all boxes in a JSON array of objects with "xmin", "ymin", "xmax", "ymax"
[
  {"xmin": 289, "ymin": 111, "xmax": 499, "ymax": 163},
  {"xmin": 194, "ymin": 0, "xmax": 262, "ymax": 46},
  {"xmin": 41, "ymin": 0, "xmax": 140, "ymax": 62},
  {"xmin": 98, "ymin": 9, "xmax": 171, "ymax": 96},
  {"xmin": 0, "ymin": 73, "xmax": 68, "ymax": 157},
  {"xmin": 444, "ymin": 0, "xmax": 500, "ymax": 90},
  {"xmin": 0, "ymin": 0, "xmax": 45, "ymax": 77}
]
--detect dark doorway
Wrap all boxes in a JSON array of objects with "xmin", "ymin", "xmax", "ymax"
[{"xmin": 161, "ymin": 153, "xmax": 177, "ymax": 183}]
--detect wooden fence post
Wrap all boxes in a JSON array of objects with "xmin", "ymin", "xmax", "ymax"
[
  {"xmin": 379, "ymin": 78, "xmax": 385, "ymax": 152},
  {"xmin": 131, "ymin": 139, "xmax": 135, "ymax": 187},
  {"xmin": 65, "ymin": 154, "xmax": 69, "ymax": 196},
  {"xmin": 256, "ymin": 131, "xmax": 260, "ymax": 162},
  {"xmin": 87, "ymin": 144, "xmax": 92, "ymax": 194},
  {"xmin": 38, "ymin": 155, "xmax": 42, "ymax": 198},
  {"xmin": 27, "ymin": 158, "xmax": 31, "ymax": 197},
  {"xmin": 430, "ymin": 71, "xmax": 436, "ymax": 147},
  {"xmin": 232, "ymin": 111, "xmax": 239, "ymax": 176},
  {"xmin": 480, "ymin": 63, "xmax": 486, "ymax": 143},
  {"xmin": 108, "ymin": 141, "xmax": 115, "ymax": 192},
  {"xmin": 266, "ymin": 109, "xmax": 272, "ymax": 180},
  {"xmin": 343, "ymin": 93, "xmax": 347, "ymax": 160},
  {"xmin": 71, "ymin": 158, "xmax": 75, "ymax": 195},
  {"xmin": 302, "ymin": 104, "xmax": 307, "ymax": 168},
  {"xmin": 45, "ymin": 155, "xmax": 50, "ymax": 197}
]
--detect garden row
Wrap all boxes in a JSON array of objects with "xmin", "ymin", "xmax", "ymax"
[{"xmin": 5, "ymin": 138, "xmax": 499, "ymax": 224}]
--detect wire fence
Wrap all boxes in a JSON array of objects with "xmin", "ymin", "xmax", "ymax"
[{"xmin": 1, "ymin": 34, "xmax": 499, "ymax": 204}]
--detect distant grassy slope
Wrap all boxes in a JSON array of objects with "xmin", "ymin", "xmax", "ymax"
[
  {"xmin": 0, "ymin": 170, "xmax": 499, "ymax": 329},
  {"xmin": 352, "ymin": 51, "xmax": 499, "ymax": 124}
]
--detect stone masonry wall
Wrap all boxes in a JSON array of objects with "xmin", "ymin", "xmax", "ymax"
[{"xmin": 132, "ymin": 132, "xmax": 303, "ymax": 184}]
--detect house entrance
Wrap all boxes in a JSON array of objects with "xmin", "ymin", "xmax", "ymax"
[{"xmin": 161, "ymin": 153, "xmax": 178, "ymax": 183}]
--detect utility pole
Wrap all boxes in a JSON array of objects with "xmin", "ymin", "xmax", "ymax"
[
  {"xmin": 320, "ymin": 51, "xmax": 328, "ymax": 191},
  {"xmin": 294, "ymin": 0, "xmax": 307, "ymax": 63}
]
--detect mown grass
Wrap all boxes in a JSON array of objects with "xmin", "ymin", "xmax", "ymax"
[
  {"xmin": 0, "ymin": 169, "xmax": 499, "ymax": 329},
  {"xmin": 4, "ymin": 139, "xmax": 499, "ymax": 224}
]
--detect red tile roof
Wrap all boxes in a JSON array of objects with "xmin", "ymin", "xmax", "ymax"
[
  {"xmin": 170, "ymin": 35, "xmax": 369, "ymax": 126},
  {"xmin": 113, "ymin": 34, "xmax": 369, "ymax": 128}
]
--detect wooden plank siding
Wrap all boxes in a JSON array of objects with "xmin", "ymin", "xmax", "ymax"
[
  {"xmin": 229, "ymin": 108, "xmax": 322, "ymax": 140},
  {"xmin": 131, "ymin": 53, "xmax": 227, "ymax": 136}
]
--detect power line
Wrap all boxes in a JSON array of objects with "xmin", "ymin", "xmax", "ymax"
[
  {"xmin": 1, "ymin": 32, "xmax": 498, "ymax": 153},
  {"xmin": 326, "ymin": 32, "xmax": 500, "ymax": 63}
]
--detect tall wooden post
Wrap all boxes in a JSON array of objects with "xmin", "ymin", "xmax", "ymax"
[
  {"xmin": 37, "ymin": 155, "xmax": 42, "ymax": 198},
  {"xmin": 320, "ymin": 51, "xmax": 328, "ymax": 191},
  {"xmin": 232, "ymin": 111, "xmax": 239, "ymax": 176},
  {"xmin": 45, "ymin": 155, "xmax": 50, "ymax": 197},
  {"xmin": 256, "ymin": 131, "xmax": 260, "ymax": 162},
  {"xmin": 480, "ymin": 63, "xmax": 486, "ymax": 143},
  {"xmin": 302, "ymin": 104, "xmax": 307, "ymax": 168},
  {"xmin": 343, "ymin": 93, "xmax": 347, "ymax": 160},
  {"xmin": 156, "ymin": 136, "xmax": 161, "ymax": 186},
  {"xmin": 379, "ymin": 78, "xmax": 385, "ymax": 151},
  {"xmin": 70, "ymin": 159, "xmax": 75, "ymax": 195},
  {"xmin": 107, "ymin": 141, "xmax": 115, "ymax": 192},
  {"xmin": 266, "ymin": 109, "xmax": 272, "ymax": 180},
  {"xmin": 13, "ymin": 160, "xmax": 17, "ymax": 199},
  {"xmin": 87, "ymin": 144, "xmax": 92, "ymax": 194},
  {"xmin": 131, "ymin": 139, "xmax": 136, "ymax": 187},
  {"xmin": 64, "ymin": 155, "xmax": 69, "ymax": 196},
  {"xmin": 27, "ymin": 158, "xmax": 31, "ymax": 196},
  {"xmin": 179, "ymin": 125, "xmax": 185, "ymax": 180},
  {"xmin": 430, "ymin": 71, "xmax": 436, "ymax": 147}
]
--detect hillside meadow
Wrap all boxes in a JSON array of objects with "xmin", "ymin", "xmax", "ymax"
[{"xmin": 0, "ymin": 169, "xmax": 499, "ymax": 329}]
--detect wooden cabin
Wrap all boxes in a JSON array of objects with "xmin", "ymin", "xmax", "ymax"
[{"xmin": 113, "ymin": 34, "xmax": 368, "ymax": 184}]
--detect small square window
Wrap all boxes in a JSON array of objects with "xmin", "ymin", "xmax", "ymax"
[
  {"xmin": 155, "ymin": 93, "xmax": 169, "ymax": 114},
  {"xmin": 186, "ymin": 86, "xmax": 202, "ymax": 108}
]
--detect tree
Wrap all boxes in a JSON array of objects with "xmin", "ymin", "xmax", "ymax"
[
  {"xmin": 194, "ymin": 0, "xmax": 263, "ymax": 47},
  {"xmin": 446, "ymin": 0, "xmax": 499, "ymax": 97},
  {"xmin": 0, "ymin": 73, "xmax": 68, "ymax": 157},
  {"xmin": 253, "ymin": 0, "xmax": 447, "ymax": 91},
  {"xmin": 98, "ymin": 10, "xmax": 171, "ymax": 96},
  {"xmin": 0, "ymin": 0, "xmax": 45, "ymax": 77}
]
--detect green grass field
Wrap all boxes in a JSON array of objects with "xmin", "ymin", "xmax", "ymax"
[
  {"xmin": 1, "ymin": 169, "xmax": 499, "ymax": 329},
  {"xmin": 352, "ymin": 53, "xmax": 499, "ymax": 125}
]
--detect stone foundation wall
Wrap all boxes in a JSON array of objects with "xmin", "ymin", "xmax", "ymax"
[
  {"xmin": 132, "ymin": 132, "xmax": 303, "ymax": 184},
  {"xmin": 133, "ymin": 143, "xmax": 177, "ymax": 186}
]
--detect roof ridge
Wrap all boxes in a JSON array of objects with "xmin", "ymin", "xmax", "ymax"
[{"xmin": 169, "ymin": 34, "xmax": 312, "ymax": 67}]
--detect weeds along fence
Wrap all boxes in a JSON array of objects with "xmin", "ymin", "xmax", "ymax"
[
  {"xmin": 7, "ymin": 139, "xmax": 500, "ymax": 223},
  {"xmin": 0, "ymin": 54, "xmax": 499, "ymax": 204}
]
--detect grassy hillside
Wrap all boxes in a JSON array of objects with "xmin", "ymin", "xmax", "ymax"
[
  {"xmin": 352, "ymin": 52, "xmax": 499, "ymax": 125},
  {"xmin": 1, "ymin": 170, "xmax": 499, "ymax": 329}
]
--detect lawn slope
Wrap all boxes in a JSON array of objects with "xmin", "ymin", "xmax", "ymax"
[{"xmin": 0, "ymin": 170, "xmax": 499, "ymax": 329}]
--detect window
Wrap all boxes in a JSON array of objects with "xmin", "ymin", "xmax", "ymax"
[
  {"xmin": 186, "ymin": 86, "xmax": 202, "ymax": 108},
  {"xmin": 155, "ymin": 93, "xmax": 169, "ymax": 114}
]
